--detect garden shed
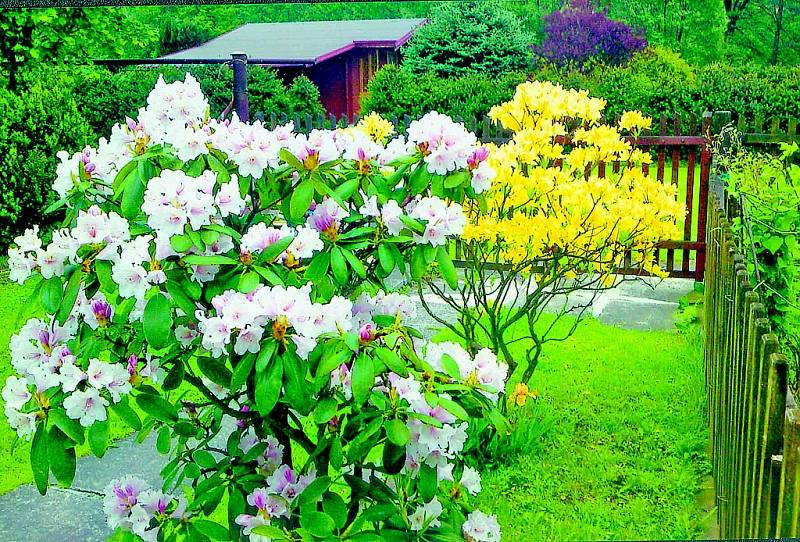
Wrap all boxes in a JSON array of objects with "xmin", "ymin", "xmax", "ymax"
[{"xmin": 160, "ymin": 18, "xmax": 426, "ymax": 118}]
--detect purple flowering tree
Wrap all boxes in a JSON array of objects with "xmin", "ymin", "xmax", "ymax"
[{"xmin": 535, "ymin": 0, "xmax": 647, "ymax": 70}]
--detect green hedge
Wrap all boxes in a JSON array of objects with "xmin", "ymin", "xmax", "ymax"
[
  {"xmin": 361, "ymin": 64, "xmax": 528, "ymax": 122},
  {"xmin": 0, "ymin": 82, "xmax": 94, "ymax": 248},
  {"xmin": 363, "ymin": 48, "xmax": 800, "ymax": 126},
  {"xmin": 20, "ymin": 64, "xmax": 325, "ymax": 137}
]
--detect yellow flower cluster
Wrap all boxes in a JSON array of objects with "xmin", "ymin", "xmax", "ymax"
[
  {"xmin": 354, "ymin": 111, "xmax": 395, "ymax": 143},
  {"xmin": 464, "ymin": 81, "xmax": 683, "ymax": 278}
]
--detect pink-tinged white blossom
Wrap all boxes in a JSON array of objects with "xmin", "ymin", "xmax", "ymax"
[
  {"xmin": 424, "ymin": 342, "xmax": 508, "ymax": 402},
  {"xmin": 265, "ymin": 465, "xmax": 316, "ymax": 503},
  {"xmin": 4, "ymin": 406, "xmax": 36, "ymax": 438},
  {"xmin": 2, "ymin": 376, "xmax": 31, "ymax": 411},
  {"xmin": 380, "ymin": 200, "xmax": 404, "ymax": 236},
  {"xmin": 307, "ymin": 198, "xmax": 349, "ymax": 238},
  {"xmin": 215, "ymin": 179, "xmax": 247, "ymax": 217},
  {"xmin": 74, "ymin": 205, "xmax": 130, "ymax": 252},
  {"xmin": 287, "ymin": 130, "xmax": 339, "ymax": 169},
  {"xmin": 462, "ymin": 510, "xmax": 502, "ymax": 542},
  {"xmin": 63, "ymin": 387, "xmax": 109, "ymax": 426},
  {"xmin": 409, "ymin": 497, "xmax": 443, "ymax": 531},
  {"xmin": 408, "ymin": 111, "xmax": 478, "ymax": 175},
  {"xmin": 409, "ymin": 196, "xmax": 466, "ymax": 246},
  {"xmin": 459, "ymin": 465, "xmax": 482, "ymax": 495},
  {"xmin": 358, "ymin": 193, "xmax": 380, "ymax": 217},
  {"xmin": 142, "ymin": 169, "xmax": 217, "ymax": 237}
]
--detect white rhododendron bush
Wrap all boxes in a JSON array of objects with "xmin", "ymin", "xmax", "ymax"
[{"xmin": 4, "ymin": 74, "xmax": 506, "ymax": 542}]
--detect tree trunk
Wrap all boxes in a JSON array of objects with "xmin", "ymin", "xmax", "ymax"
[{"xmin": 770, "ymin": 0, "xmax": 785, "ymax": 65}]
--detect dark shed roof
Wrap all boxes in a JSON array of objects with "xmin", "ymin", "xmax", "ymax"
[{"xmin": 160, "ymin": 18, "xmax": 426, "ymax": 66}]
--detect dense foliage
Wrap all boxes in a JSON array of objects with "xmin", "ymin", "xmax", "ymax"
[
  {"xmin": 535, "ymin": 0, "xmax": 647, "ymax": 70},
  {"xmin": 365, "ymin": 48, "xmax": 800, "ymax": 126},
  {"xmin": 0, "ymin": 81, "xmax": 94, "ymax": 248},
  {"xmin": 5, "ymin": 75, "xmax": 509, "ymax": 542},
  {"xmin": 401, "ymin": 1, "xmax": 532, "ymax": 78},
  {"xmin": 720, "ymin": 138, "xmax": 800, "ymax": 389},
  {"xmin": 362, "ymin": 65, "xmax": 527, "ymax": 124}
]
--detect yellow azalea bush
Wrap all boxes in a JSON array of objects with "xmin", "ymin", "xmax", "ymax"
[{"xmin": 420, "ymin": 81, "xmax": 684, "ymax": 387}]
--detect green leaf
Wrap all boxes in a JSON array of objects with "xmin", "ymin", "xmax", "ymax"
[
  {"xmin": 197, "ymin": 357, "xmax": 232, "ymax": 389},
  {"xmin": 346, "ymin": 417, "xmax": 383, "ymax": 462},
  {"xmin": 411, "ymin": 246, "xmax": 427, "ymax": 281},
  {"xmin": 121, "ymin": 170, "xmax": 145, "ymax": 220},
  {"xmin": 313, "ymin": 397, "xmax": 338, "ymax": 425},
  {"xmin": 763, "ymin": 236, "xmax": 784, "ymax": 254},
  {"xmin": 439, "ymin": 353, "xmax": 461, "ymax": 381},
  {"xmin": 259, "ymin": 235, "xmax": 295, "ymax": 263},
  {"xmin": 374, "ymin": 348, "xmax": 408, "ymax": 377},
  {"xmin": 341, "ymin": 248, "xmax": 366, "ymax": 279},
  {"xmin": 418, "ymin": 464, "xmax": 438, "ymax": 502},
  {"xmin": 165, "ymin": 281, "xmax": 197, "ymax": 320},
  {"xmin": 47, "ymin": 426, "xmax": 76, "ymax": 487},
  {"xmin": 136, "ymin": 394, "xmax": 178, "ymax": 423},
  {"xmin": 170, "ymin": 234, "xmax": 194, "ymax": 253},
  {"xmin": 255, "ymin": 355, "xmax": 283, "ymax": 415},
  {"xmin": 95, "ymin": 260, "xmax": 116, "ymax": 295},
  {"xmin": 40, "ymin": 276, "xmax": 62, "ymax": 314},
  {"xmin": 156, "ymin": 426, "xmax": 171, "ymax": 454},
  {"xmin": 409, "ymin": 163, "xmax": 432, "ymax": 194},
  {"xmin": 334, "ymin": 178, "xmax": 359, "ymax": 200},
  {"xmin": 57, "ymin": 269, "xmax": 84, "ymax": 325},
  {"xmin": 290, "ymin": 179, "xmax": 315, "ymax": 221},
  {"xmin": 110, "ymin": 396, "xmax": 142, "ymax": 430},
  {"xmin": 203, "ymin": 223, "xmax": 241, "ymax": 241},
  {"xmin": 143, "ymin": 293, "xmax": 173, "ymax": 350},
  {"xmin": 385, "ymin": 418, "xmax": 410, "ymax": 446},
  {"xmin": 300, "ymin": 511, "xmax": 336, "ymax": 538},
  {"xmin": 231, "ymin": 353, "xmax": 255, "ymax": 392},
  {"xmin": 87, "ymin": 419, "xmax": 110, "ymax": 458},
  {"xmin": 251, "ymin": 525, "xmax": 287, "ymax": 539},
  {"xmin": 206, "ymin": 153, "xmax": 232, "ymax": 182},
  {"xmin": 30, "ymin": 423, "xmax": 49, "ymax": 495},
  {"xmin": 162, "ymin": 360, "xmax": 185, "ymax": 391},
  {"xmin": 436, "ymin": 245, "xmax": 459, "ymax": 289},
  {"xmin": 256, "ymin": 340, "xmax": 279, "ymax": 373},
  {"xmin": 298, "ymin": 476, "xmax": 332, "ymax": 508},
  {"xmin": 193, "ymin": 450, "xmax": 217, "ymax": 469},
  {"xmin": 444, "ymin": 170, "xmax": 470, "ymax": 188},
  {"xmin": 314, "ymin": 348, "xmax": 352, "ymax": 387},
  {"xmin": 378, "ymin": 243, "xmax": 395, "ymax": 274},
  {"xmin": 279, "ymin": 147, "xmax": 304, "ymax": 170},
  {"xmin": 283, "ymin": 353, "xmax": 310, "ymax": 414},
  {"xmin": 304, "ymin": 252, "xmax": 331, "ymax": 281},
  {"xmin": 183, "ymin": 254, "xmax": 239, "ymax": 266},
  {"xmin": 50, "ymin": 409, "xmax": 85, "ymax": 445},
  {"xmin": 351, "ymin": 354, "xmax": 374, "ymax": 406},
  {"xmin": 238, "ymin": 271, "xmax": 261, "ymax": 293},
  {"xmin": 437, "ymin": 397, "xmax": 469, "ymax": 421},
  {"xmin": 323, "ymin": 492, "xmax": 348, "ymax": 529},
  {"xmin": 192, "ymin": 520, "xmax": 230, "ymax": 541},
  {"xmin": 331, "ymin": 246, "xmax": 349, "ymax": 285},
  {"xmin": 253, "ymin": 265, "xmax": 283, "ymax": 286}
]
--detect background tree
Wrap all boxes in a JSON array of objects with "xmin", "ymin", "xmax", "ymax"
[
  {"xmin": 534, "ymin": 0, "xmax": 647, "ymax": 70},
  {"xmin": 401, "ymin": 1, "xmax": 533, "ymax": 78}
]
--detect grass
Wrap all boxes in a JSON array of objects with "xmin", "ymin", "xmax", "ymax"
[
  {"xmin": 436, "ymin": 315, "xmax": 711, "ymax": 541},
  {"xmin": 0, "ymin": 271, "xmax": 711, "ymax": 540}
]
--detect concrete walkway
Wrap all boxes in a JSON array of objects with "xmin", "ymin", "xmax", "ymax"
[{"xmin": 0, "ymin": 277, "xmax": 697, "ymax": 542}]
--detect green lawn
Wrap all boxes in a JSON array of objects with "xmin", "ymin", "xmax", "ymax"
[
  {"xmin": 443, "ymin": 316, "xmax": 711, "ymax": 541},
  {"xmin": 0, "ymin": 271, "xmax": 711, "ymax": 540}
]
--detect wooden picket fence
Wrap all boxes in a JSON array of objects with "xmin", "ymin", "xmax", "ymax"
[{"xmin": 704, "ymin": 192, "xmax": 800, "ymax": 537}]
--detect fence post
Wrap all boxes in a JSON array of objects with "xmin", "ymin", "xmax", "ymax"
[{"xmin": 231, "ymin": 52, "xmax": 249, "ymax": 123}]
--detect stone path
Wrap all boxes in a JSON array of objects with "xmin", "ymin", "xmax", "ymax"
[{"xmin": 0, "ymin": 277, "xmax": 696, "ymax": 542}]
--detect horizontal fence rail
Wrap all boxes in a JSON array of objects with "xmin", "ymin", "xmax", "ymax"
[{"xmin": 704, "ymin": 192, "xmax": 800, "ymax": 538}]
